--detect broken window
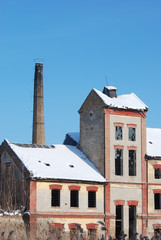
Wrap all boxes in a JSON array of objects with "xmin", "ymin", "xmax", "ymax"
[
  {"xmin": 115, "ymin": 126, "xmax": 122, "ymax": 140},
  {"xmin": 88, "ymin": 191, "xmax": 96, "ymax": 208},
  {"xmin": 70, "ymin": 190, "xmax": 79, "ymax": 207},
  {"xmin": 154, "ymin": 228, "xmax": 161, "ymax": 238},
  {"xmin": 129, "ymin": 150, "xmax": 136, "ymax": 176},
  {"xmin": 155, "ymin": 169, "xmax": 161, "ymax": 179},
  {"xmin": 115, "ymin": 149, "xmax": 123, "ymax": 176},
  {"xmin": 116, "ymin": 205, "xmax": 123, "ymax": 239},
  {"xmin": 88, "ymin": 229, "xmax": 97, "ymax": 240},
  {"xmin": 51, "ymin": 189, "xmax": 60, "ymax": 207},
  {"xmin": 154, "ymin": 193, "xmax": 161, "ymax": 209},
  {"xmin": 129, "ymin": 128, "xmax": 136, "ymax": 141},
  {"xmin": 129, "ymin": 205, "xmax": 136, "ymax": 240},
  {"xmin": 70, "ymin": 229, "xmax": 79, "ymax": 240}
]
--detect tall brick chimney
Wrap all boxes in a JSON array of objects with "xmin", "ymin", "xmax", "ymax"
[{"xmin": 32, "ymin": 63, "xmax": 45, "ymax": 145}]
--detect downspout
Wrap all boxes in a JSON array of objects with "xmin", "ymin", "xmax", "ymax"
[{"xmin": 146, "ymin": 156, "xmax": 148, "ymax": 232}]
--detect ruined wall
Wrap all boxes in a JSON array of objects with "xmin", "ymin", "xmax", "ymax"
[{"xmin": 0, "ymin": 150, "xmax": 30, "ymax": 210}]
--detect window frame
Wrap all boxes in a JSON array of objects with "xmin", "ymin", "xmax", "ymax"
[
  {"xmin": 115, "ymin": 205, "xmax": 124, "ymax": 239},
  {"xmin": 128, "ymin": 127, "xmax": 136, "ymax": 141},
  {"xmin": 115, "ymin": 148, "xmax": 123, "ymax": 176},
  {"xmin": 129, "ymin": 149, "xmax": 136, "ymax": 176},
  {"xmin": 51, "ymin": 189, "xmax": 60, "ymax": 207},
  {"xmin": 88, "ymin": 190, "xmax": 96, "ymax": 208},
  {"xmin": 154, "ymin": 193, "xmax": 161, "ymax": 210},
  {"xmin": 70, "ymin": 190, "xmax": 79, "ymax": 208},
  {"xmin": 115, "ymin": 126, "xmax": 123, "ymax": 140},
  {"xmin": 155, "ymin": 168, "xmax": 161, "ymax": 179}
]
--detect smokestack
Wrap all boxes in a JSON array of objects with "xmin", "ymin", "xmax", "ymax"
[{"xmin": 32, "ymin": 63, "xmax": 45, "ymax": 145}]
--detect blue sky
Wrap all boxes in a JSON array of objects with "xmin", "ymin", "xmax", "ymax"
[{"xmin": 1, "ymin": 0, "xmax": 161, "ymax": 145}]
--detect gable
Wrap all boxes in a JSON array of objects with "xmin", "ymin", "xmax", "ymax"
[
  {"xmin": 78, "ymin": 89, "xmax": 106, "ymax": 114},
  {"xmin": 0, "ymin": 140, "xmax": 30, "ymax": 178}
]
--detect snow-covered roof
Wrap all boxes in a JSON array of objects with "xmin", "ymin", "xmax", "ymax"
[
  {"xmin": 7, "ymin": 140, "xmax": 106, "ymax": 183},
  {"xmin": 94, "ymin": 88, "xmax": 148, "ymax": 111},
  {"xmin": 104, "ymin": 86, "xmax": 117, "ymax": 90},
  {"xmin": 147, "ymin": 128, "xmax": 161, "ymax": 158}
]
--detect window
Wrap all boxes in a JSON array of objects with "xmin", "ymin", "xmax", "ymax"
[
  {"xmin": 70, "ymin": 190, "xmax": 79, "ymax": 207},
  {"xmin": 129, "ymin": 150, "xmax": 136, "ymax": 176},
  {"xmin": 51, "ymin": 189, "xmax": 60, "ymax": 207},
  {"xmin": 88, "ymin": 229, "xmax": 97, "ymax": 240},
  {"xmin": 154, "ymin": 228, "xmax": 161, "ymax": 238},
  {"xmin": 155, "ymin": 169, "xmax": 161, "ymax": 179},
  {"xmin": 88, "ymin": 191, "xmax": 96, "ymax": 208},
  {"xmin": 116, "ymin": 205, "xmax": 123, "ymax": 239},
  {"xmin": 155, "ymin": 193, "xmax": 161, "ymax": 209},
  {"xmin": 115, "ymin": 126, "xmax": 122, "ymax": 140},
  {"xmin": 129, "ymin": 128, "xmax": 136, "ymax": 141},
  {"xmin": 115, "ymin": 149, "xmax": 123, "ymax": 176},
  {"xmin": 129, "ymin": 205, "xmax": 136, "ymax": 240},
  {"xmin": 70, "ymin": 229, "xmax": 79, "ymax": 240}
]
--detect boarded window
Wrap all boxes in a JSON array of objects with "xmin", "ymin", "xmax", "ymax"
[
  {"xmin": 115, "ymin": 126, "xmax": 122, "ymax": 140},
  {"xmin": 115, "ymin": 149, "xmax": 123, "ymax": 176},
  {"xmin": 88, "ymin": 191, "xmax": 96, "ymax": 208},
  {"xmin": 51, "ymin": 189, "xmax": 60, "ymax": 207},
  {"xmin": 155, "ymin": 169, "xmax": 161, "ymax": 179},
  {"xmin": 129, "ymin": 128, "xmax": 136, "ymax": 141},
  {"xmin": 129, "ymin": 150, "xmax": 136, "ymax": 176},
  {"xmin": 155, "ymin": 193, "xmax": 161, "ymax": 209},
  {"xmin": 70, "ymin": 190, "xmax": 79, "ymax": 207},
  {"xmin": 116, "ymin": 205, "xmax": 123, "ymax": 239}
]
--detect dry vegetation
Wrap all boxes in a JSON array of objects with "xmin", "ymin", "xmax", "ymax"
[{"xmin": 0, "ymin": 217, "xmax": 160, "ymax": 240}]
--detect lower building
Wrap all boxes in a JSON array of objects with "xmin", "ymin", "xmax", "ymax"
[{"xmin": 0, "ymin": 139, "xmax": 107, "ymax": 239}]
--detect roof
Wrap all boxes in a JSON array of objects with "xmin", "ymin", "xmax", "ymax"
[
  {"xmin": 147, "ymin": 128, "xmax": 161, "ymax": 159},
  {"xmin": 6, "ymin": 140, "xmax": 106, "ymax": 183},
  {"xmin": 94, "ymin": 88, "xmax": 148, "ymax": 111},
  {"xmin": 66, "ymin": 132, "xmax": 80, "ymax": 144}
]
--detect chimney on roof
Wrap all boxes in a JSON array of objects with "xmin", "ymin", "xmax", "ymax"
[
  {"xmin": 103, "ymin": 86, "xmax": 117, "ymax": 98},
  {"xmin": 32, "ymin": 63, "xmax": 45, "ymax": 145}
]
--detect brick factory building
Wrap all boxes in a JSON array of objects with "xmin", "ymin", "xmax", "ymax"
[{"xmin": 0, "ymin": 63, "xmax": 161, "ymax": 239}]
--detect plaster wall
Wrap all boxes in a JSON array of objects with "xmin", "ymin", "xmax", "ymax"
[
  {"xmin": 36, "ymin": 217, "xmax": 104, "ymax": 235},
  {"xmin": 36, "ymin": 182, "xmax": 104, "ymax": 213},
  {"xmin": 110, "ymin": 183, "xmax": 142, "ymax": 236},
  {"xmin": 109, "ymin": 114, "xmax": 142, "ymax": 183},
  {"xmin": 148, "ymin": 160, "xmax": 161, "ymax": 183}
]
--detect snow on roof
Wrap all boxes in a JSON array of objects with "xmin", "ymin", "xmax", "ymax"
[
  {"xmin": 94, "ymin": 88, "xmax": 148, "ymax": 111},
  {"xmin": 104, "ymin": 86, "xmax": 117, "ymax": 90},
  {"xmin": 147, "ymin": 128, "xmax": 161, "ymax": 158},
  {"xmin": 7, "ymin": 141, "xmax": 106, "ymax": 183}
]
